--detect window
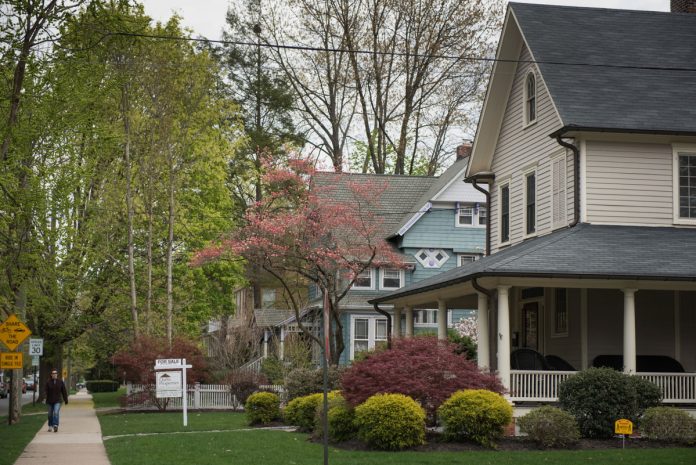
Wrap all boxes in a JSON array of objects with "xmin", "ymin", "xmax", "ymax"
[
  {"xmin": 525, "ymin": 171, "xmax": 536, "ymax": 235},
  {"xmin": 261, "ymin": 288, "xmax": 276, "ymax": 308},
  {"xmin": 678, "ymin": 153, "xmax": 696, "ymax": 220},
  {"xmin": 500, "ymin": 184, "xmax": 510, "ymax": 244},
  {"xmin": 552, "ymin": 156, "xmax": 567, "ymax": 229},
  {"xmin": 380, "ymin": 268, "xmax": 403, "ymax": 289},
  {"xmin": 456, "ymin": 203, "xmax": 486, "ymax": 228},
  {"xmin": 415, "ymin": 249, "xmax": 450, "ymax": 268},
  {"xmin": 554, "ymin": 288, "xmax": 568, "ymax": 336},
  {"xmin": 351, "ymin": 316, "xmax": 388, "ymax": 360},
  {"xmin": 458, "ymin": 206, "xmax": 473, "ymax": 225},
  {"xmin": 478, "ymin": 206, "xmax": 487, "ymax": 226},
  {"xmin": 414, "ymin": 309, "xmax": 438, "ymax": 326},
  {"xmin": 457, "ymin": 254, "xmax": 480, "ymax": 266},
  {"xmin": 352, "ymin": 268, "xmax": 374, "ymax": 289},
  {"xmin": 525, "ymin": 72, "xmax": 536, "ymax": 124}
]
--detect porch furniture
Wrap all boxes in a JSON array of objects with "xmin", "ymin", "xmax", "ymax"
[
  {"xmin": 511, "ymin": 348, "xmax": 550, "ymax": 370},
  {"xmin": 545, "ymin": 355, "xmax": 576, "ymax": 371},
  {"xmin": 592, "ymin": 355, "xmax": 685, "ymax": 373}
]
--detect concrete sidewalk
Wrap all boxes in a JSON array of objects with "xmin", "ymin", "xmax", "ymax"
[{"xmin": 13, "ymin": 390, "xmax": 110, "ymax": 465}]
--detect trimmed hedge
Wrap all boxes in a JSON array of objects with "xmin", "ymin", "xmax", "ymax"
[
  {"xmin": 517, "ymin": 406, "xmax": 581, "ymax": 449},
  {"xmin": 355, "ymin": 393, "xmax": 426, "ymax": 450},
  {"xmin": 245, "ymin": 391, "xmax": 280, "ymax": 425},
  {"xmin": 86, "ymin": 380, "xmax": 120, "ymax": 393},
  {"xmin": 285, "ymin": 392, "xmax": 324, "ymax": 431},
  {"xmin": 314, "ymin": 392, "xmax": 356, "ymax": 442},
  {"xmin": 641, "ymin": 407, "xmax": 696, "ymax": 444},
  {"xmin": 438, "ymin": 389, "xmax": 512, "ymax": 448}
]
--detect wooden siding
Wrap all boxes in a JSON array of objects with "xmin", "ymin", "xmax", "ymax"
[
  {"xmin": 585, "ymin": 141, "xmax": 673, "ymax": 225},
  {"xmin": 400, "ymin": 207, "xmax": 485, "ymax": 252},
  {"xmin": 489, "ymin": 45, "xmax": 568, "ymax": 253},
  {"xmin": 437, "ymin": 174, "xmax": 487, "ymax": 203}
]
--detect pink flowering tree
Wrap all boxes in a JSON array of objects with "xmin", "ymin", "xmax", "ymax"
[{"xmin": 193, "ymin": 155, "xmax": 404, "ymax": 365}]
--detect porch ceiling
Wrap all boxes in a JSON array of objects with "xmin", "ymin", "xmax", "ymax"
[{"xmin": 370, "ymin": 224, "xmax": 696, "ymax": 305}]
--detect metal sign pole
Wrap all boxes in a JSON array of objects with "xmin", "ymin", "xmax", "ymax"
[{"xmin": 182, "ymin": 358, "xmax": 188, "ymax": 427}]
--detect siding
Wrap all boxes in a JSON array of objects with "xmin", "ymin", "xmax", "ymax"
[
  {"xmin": 400, "ymin": 207, "xmax": 485, "ymax": 252},
  {"xmin": 437, "ymin": 175, "xmax": 487, "ymax": 203},
  {"xmin": 489, "ymin": 45, "xmax": 569, "ymax": 254},
  {"xmin": 585, "ymin": 141, "xmax": 673, "ymax": 225}
]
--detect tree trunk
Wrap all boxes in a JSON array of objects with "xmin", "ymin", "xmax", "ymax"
[
  {"xmin": 166, "ymin": 150, "xmax": 175, "ymax": 347},
  {"xmin": 122, "ymin": 85, "xmax": 139, "ymax": 338}
]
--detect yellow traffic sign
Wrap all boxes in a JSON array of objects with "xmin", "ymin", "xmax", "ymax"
[
  {"xmin": 615, "ymin": 418, "xmax": 633, "ymax": 435},
  {"xmin": 0, "ymin": 352, "xmax": 23, "ymax": 369},
  {"xmin": 0, "ymin": 314, "xmax": 32, "ymax": 351}
]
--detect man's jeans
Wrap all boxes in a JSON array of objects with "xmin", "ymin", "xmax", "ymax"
[{"xmin": 47, "ymin": 402, "xmax": 61, "ymax": 427}]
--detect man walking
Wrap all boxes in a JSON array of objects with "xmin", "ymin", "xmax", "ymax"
[{"xmin": 45, "ymin": 369, "xmax": 68, "ymax": 432}]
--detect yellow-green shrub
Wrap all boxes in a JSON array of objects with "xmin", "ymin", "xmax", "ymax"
[
  {"xmin": 314, "ymin": 392, "xmax": 356, "ymax": 442},
  {"xmin": 285, "ymin": 393, "xmax": 324, "ymax": 430},
  {"xmin": 354, "ymin": 393, "xmax": 426, "ymax": 450},
  {"xmin": 245, "ymin": 391, "xmax": 280, "ymax": 425},
  {"xmin": 438, "ymin": 389, "xmax": 512, "ymax": 447}
]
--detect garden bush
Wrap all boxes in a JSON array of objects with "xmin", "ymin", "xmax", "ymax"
[
  {"xmin": 517, "ymin": 406, "xmax": 580, "ymax": 448},
  {"xmin": 225, "ymin": 370, "xmax": 268, "ymax": 411},
  {"xmin": 559, "ymin": 368, "xmax": 661, "ymax": 439},
  {"xmin": 313, "ymin": 392, "xmax": 356, "ymax": 442},
  {"xmin": 627, "ymin": 376, "xmax": 663, "ymax": 413},
  {"xmin": 245, "ymin": 391, "xmax": 280, "ymax": 425},
  {"xmin": 86, "ymin": 380, "xmax": 120, "ymax": 393},
  {"xmin": 260, "ymin": 357, "xmax": 285, "ymax": 385},
  {"xmin": 437, "ymin": 389, "xmax": 512, "ymax": 447},
  {"xmin": 285, "ymin": 366, "xmax": 343, "ymax": 400},
  {"xmin": 354, "ymin": 393, "xmax": 426, "ymax": 450},
  {"xmin": 641, "ymin": 407, "xmax": 696, "ymax": 444},
  {"xmin": 342, "ymin": 337, "xmax": 503, "ymax": 422},
  {"xmin": 285, "ymin": 392, "xmax": 327, "ymax": 431}
]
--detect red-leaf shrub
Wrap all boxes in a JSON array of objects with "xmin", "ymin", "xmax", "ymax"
[{"xmin": 341, "ymin": 336, "xmax": 503, "ymax": 420}]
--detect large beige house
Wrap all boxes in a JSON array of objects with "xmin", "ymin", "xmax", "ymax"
[{"xmin": 371, "ymin": 1, "xmax": 696, "ymax": 405}]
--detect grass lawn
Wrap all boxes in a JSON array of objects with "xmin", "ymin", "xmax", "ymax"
[
  {"xmin": 99, "ymin": 412, "xmax": 696, "ymax": 465},
  {"xmin": 91, "ymin": 387, "xmax": 126, "ymax": 409},
  {"xmin": 0, "ymin": 413, "xmax": 46, "ymax": 465}
]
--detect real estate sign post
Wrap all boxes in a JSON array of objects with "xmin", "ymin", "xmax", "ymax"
[{"xmin": 154, "ymin": 358, "xmax": 192, "ymax": 426}]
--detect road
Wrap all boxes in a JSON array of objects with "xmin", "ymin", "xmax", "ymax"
[{"xmin": 0, "ymin": 391, "xmax": 36, "ymax": 417}]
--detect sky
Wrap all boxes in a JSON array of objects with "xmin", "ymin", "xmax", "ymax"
[{"xmin": 140, "ymin": 0, "xmax": 670, "ymax": 41}]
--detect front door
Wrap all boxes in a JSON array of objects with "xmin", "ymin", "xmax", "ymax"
[{"xmin": 522, "ymin": 302, "xmax": 539, "ymax": 350}]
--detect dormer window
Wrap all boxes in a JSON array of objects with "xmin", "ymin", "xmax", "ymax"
[{"xmin": 525, "ymin": 72, "xmax": 536, "ymax": 125}]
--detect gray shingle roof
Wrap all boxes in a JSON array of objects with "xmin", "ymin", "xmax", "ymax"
[
  {"xmin": 510, "ymin": 2, "xmax": 696, "ymax": 134},
  {"xmin": 253, "ymin": 308, "xmax": 295, "ymax": 327},
  {"xmin": 370, "ymin": 223, "xmax": 696, "ymax": 303}
]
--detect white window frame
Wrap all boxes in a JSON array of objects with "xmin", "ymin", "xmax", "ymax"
[
  {"xmin": 455, "ymin": 203, "xmax": 486, "ymax": 228},
  {"xmin": 524, "ymin": 71, "xmax": 537, "ymax": 127},
  {"xmin": 498, "ymin": 181, "xmax": 511, "ymax": 246},
  {"xmin": 352, "ymin": 267, "xmax": 375, "ymax": 290},
  {"xmin": 415, "ymin": 249, "xmax": 450, "ymax": 269},
  {"xmin": 379, "ymin": 268, "xmax": 404, "ymax": 290},
  {"xmin": 350, "ymin": 315, "xmax": 388, "ymax": 360},
  {"xmin": 523, "ymin": 167, "xmax": 537, "ymax": 238},
  {"xmin": 457, "ymin": 254, "xmax": 480, "ymax": 266},
  {"xmin": 673, "ymin": 145, "xmax": 696, "ymax": 225}
]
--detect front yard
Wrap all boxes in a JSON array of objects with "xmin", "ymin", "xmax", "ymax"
[{"xmin": 98, "ymin": 411, "xmax": 696, "ymax": 465}]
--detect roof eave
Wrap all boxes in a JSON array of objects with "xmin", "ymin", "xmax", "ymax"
[{"xmin": 551, "ymin": 125, "xmax": 696, "ymax": 139}]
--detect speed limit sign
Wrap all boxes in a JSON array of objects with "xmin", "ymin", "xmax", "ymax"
[{"xmin": 29, "ymin": 338, "xmax": 43, "ymax": 356}]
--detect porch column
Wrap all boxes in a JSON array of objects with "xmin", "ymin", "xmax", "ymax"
[
  {"xmin": 279, "ymin": 328, "xmax": 285, "ymax": 361},
  {"xmin": 263, "ymin": 330, "xmax": 269, "ymax": 359},
  {"xmin": 623, "ymin": 289, "xmax": 637, "ymax": 374},
  {"xmin": 437, "ymin": 299, "xmax": 447, "ymax": 340},
  {"xmin": 405, "ymin": 306, "xmax": 414, "ymax": 337},
  {"xmin": 497, "ymin": 286, "xmax": 511, "ymax": 391},
  {"xmin": 393, "ymin": 307, "xmax": 402, "ymax": 339},
  {"xmin": 477, "ymin": 292, "xmax": 490, "ymax": 370}
]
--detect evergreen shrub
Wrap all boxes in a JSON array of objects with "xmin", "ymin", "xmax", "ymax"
[
  {"xmin": 437, "ymin": 389, "xmax": 512, "ymax": 447},
  {"xmin": 354, "ymin": 393, "xmax": 426, "ymax": 450},
  {"xmin": 641, "ymin": 407, "xmax": 696, "ymax": 444},
  {"xmin": 285, "ymin": 392, "xmax": 325, "ymax": 431},
  {"xmin": 517, "ymin": 406, "xmax": 581, "ymax": 448},
  {"xmin": 313, "ymin": 392, "xmax": 356, "ymax": 442},
  {"xmin": 86, "ymin": 380, "xmax": 120, "ymax": 393},
  {"xmin": 285, "ymin": 366, "xmax": 342, "ymax": 400},
  {"xmin": 245, "ymin": 391, "xmax": 280, "ymax": 425}
]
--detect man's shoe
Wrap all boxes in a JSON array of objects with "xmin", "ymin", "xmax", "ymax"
[
  {"xmin": 48, "ymin": 426, "xmax": 53, "ymax": 432},
  {"xmin": 54, "ymin": 426, "xmax": 58, "ymax": 432}
]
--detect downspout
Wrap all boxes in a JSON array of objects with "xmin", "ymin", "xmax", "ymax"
[
  {"xmin": 373, "ymin": 304, "xmax": 392, "ymax": 349},
  {"xmin": 471, "ymin": 277, "xmax": 493, "ymax": 299},
  {"xmin": 468, "ymin": 174, "xmax": 495, "ymax": 256},
  {"xmin": 555, "ymin": 135, "xmax": 581, "ymax": 227}
]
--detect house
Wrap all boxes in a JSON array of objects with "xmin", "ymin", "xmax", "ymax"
[
  {"xmin": 284, "ymin": 147, "xmax": 487, "ymax": 365},
  {"xmin": 369, "ymin": 1, "xmax": 696, "ymax": 405}
]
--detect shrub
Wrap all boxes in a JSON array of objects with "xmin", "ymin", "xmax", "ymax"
[
  {"xmin": 559, "ymin": 368, "xmax": 661, "ymax": 439},
  {"xmin": 225, "ymin": 370, "xmax": 268, "ymax": 411},
  {"xmin": 313, "ymin": 392, "xmax": 356, "ymax": 442},
  {"xmin": 447, "ymin": 329, "xmax": 477, "ymax": 361},
  {"xmin": 260, "ymin": 357, "xmax": 285, "ymax": 385},
  {"xmin": 437, "ymin": 389, "xmax": 512, "ymax": 447},
  {"xmin": 517, "ymin": 406, "xmax": 581, "ymax": 449},
  {"xmin": 627, "ymin": 376, "xmax": 662, "ymax": 414},
  {"xmin": 285, "ymin": 392, "xmax": 324, "ymax": 431},
  {"xmin": 354, "ymin": 393, "xmax": 426, "ymax": 450},
  {"xmin": 245, "ymin": 391, "xmax": 280, "ymax": 425},
  {"xmin": 342, "ymin": 337, "xmax": 503, "ymax": 422},
  {"xmin": 285, "ymin": 366, "xmax": 343, "ymax": 400},
  {"xmin": 641, "ymin": 407, "xmax": 696, "ymax": 444},
  {"xmin": 86, "ymin": 380, "xmax": 120, "ymax": 393}
]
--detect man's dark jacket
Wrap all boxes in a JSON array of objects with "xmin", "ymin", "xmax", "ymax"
[{"xmin": 45, "ymin": 378, "xmax": 68, "ymax": 404}]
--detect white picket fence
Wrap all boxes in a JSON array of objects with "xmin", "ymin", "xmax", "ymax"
[{"xmin": 125, "ymin": 383, "xmax": 285, "ymax": 410}]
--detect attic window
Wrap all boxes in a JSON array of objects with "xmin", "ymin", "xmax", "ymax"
[
  {"xmin": 525, "ymin": 72, "xmax": 536, "ymax": 125},
  {"xmin": 415, "ymin": 249, "xmax": 450, "ymax": 269}
]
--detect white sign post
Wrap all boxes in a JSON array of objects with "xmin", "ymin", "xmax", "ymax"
[{"xmin": 154, "ymin": 358, "xmax": 192, "ymax": 426}]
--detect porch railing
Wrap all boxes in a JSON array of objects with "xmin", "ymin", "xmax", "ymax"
[{"xmin": 510, "ymin": 370, "xmax": 696, "ymax": 403}]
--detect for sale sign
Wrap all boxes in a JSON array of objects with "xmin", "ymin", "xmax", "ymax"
[{"xmin": 156, "ymin": 371, "xmax": 182, "ymax": 398}]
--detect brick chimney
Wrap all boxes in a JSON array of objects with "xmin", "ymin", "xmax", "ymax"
[
  {"xmin": 672, "ymin": 0, "xmax": 696, "ymax": 13},
  {"xmin": 456, "ymin": 141, "xmax": 472, "ymax": 160}
]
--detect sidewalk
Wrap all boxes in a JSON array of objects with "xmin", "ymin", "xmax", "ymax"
[{"xmin": 13, "ymin": 390, "xmax": 110, "ymax": 465}]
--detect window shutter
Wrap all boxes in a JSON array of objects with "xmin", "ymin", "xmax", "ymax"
[{"xmin": 552, "ymin": 157, "xmax": 567, "ymax": 228}]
